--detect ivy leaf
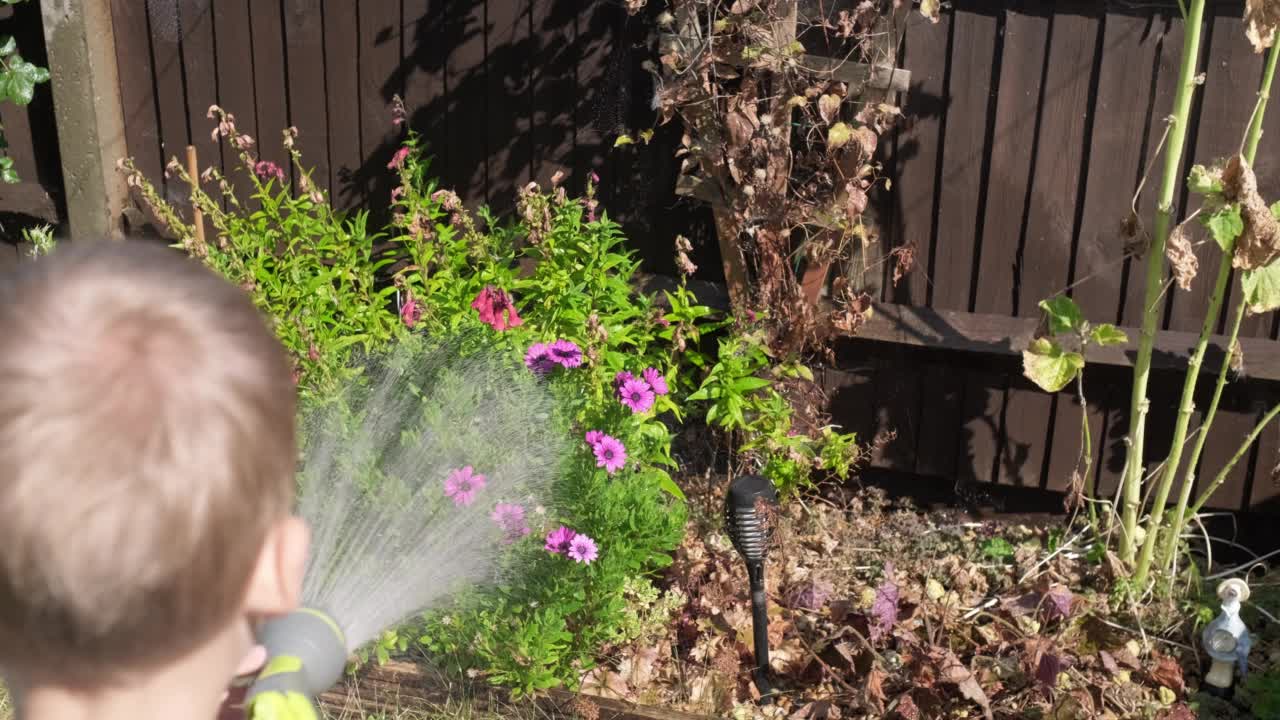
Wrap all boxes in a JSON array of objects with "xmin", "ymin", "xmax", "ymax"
[
  {"xmin": 1022, "ymin": 337, "xmax": 1084, "ymax": 393},
  {"xmin": 827, "ymin": 122, "xmax": 852, "ymax": 151},
  {"xmin": 1241, "ymin": 260, "xmax": 1280, "ymax": 314},
  {"xmin": 613, "ymin": 134, "xmax": 634, "ymax": 148},
  {"xmin": 639, "ymin": 129, "xmax": 654, "ymax": 145},
  {"xmin": 1089, "ymin": 323, "xmax": 1128, "ymax": 347},
  {"xmin": 0, "ymin": 36, "xmax": 15, "ymax": 57},
  {"xmin": 0, "ymin": 156, "xmax": 18, "ymax": 184},
  {"xmin": 1202, "ymin": 203, "xmax": 1244, "ymax": 251},
  {"xmin": 1039, "ymin": 296, "xmax": 1084, "ymax": 335}
]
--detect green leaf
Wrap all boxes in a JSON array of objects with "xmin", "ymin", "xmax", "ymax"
[
  {"xmin": 730, "ymin": 376, "xmax": 772, "ymax": 393},
  {"xmin": 1202, "ymin": 203, "xmax": 1244, "ymax": 251},
  {"xmin": 826, "ymin": 122, "xmax": 852, "ymax": 150},
  {"xmin": 981, "ymin": 537, "xmax": 1015, "ymax": 561},
  {"xmin": 654, "ymin": 470, "xmax": 685, "ymax": 501},
  {"xmin": 0, "ymin": 156, "xmax": 17, "ymax": 184},
  {"xmin": 1188, "ymin": 164, "xmax": 1223, "ymax": 195},
  {"xmin": 613, "ymin": 134, "xmax": 634, "ymax": 148},
  {"xmin": 0, "ymin": 36, "xmax": 15, "ymax": 56},
  {"xmin": 1089, "ymin": 323, "xmax": 1128, "ymax": 347},
  {"xmin": 1241, "ymin": 260, "xmax": 1280, "ymax": 314},
  {"xmin": 1271, "ymin": 200, "xmax": 1280, "ymax": 222},
  {"xmin": 1021, "ymin": 337, "xmax": 1084, "ymax": 393},
  {"xmin": 1038, "ymin": 296, "xmax": 1084, "ymax": 335}
]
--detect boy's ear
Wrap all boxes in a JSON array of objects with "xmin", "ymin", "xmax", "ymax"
[{"xmin": 244, "ymin": 515, "xmax": 310, "ymax": 616}]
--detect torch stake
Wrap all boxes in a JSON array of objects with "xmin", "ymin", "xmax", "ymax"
[{"xmin": 747, "ymin": 560, "xmax": 772, "ymax": 701}]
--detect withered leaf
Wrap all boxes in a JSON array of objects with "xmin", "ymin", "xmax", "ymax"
[
  {"xmin": 864, "ymin": 665, "xmax": 889, "ymax": 712},
  {"xmin": 1121, "ymin": 209, "xmax": 1151, "ymax": 259},
  {"xmin": 920, "ymin": 0, "xmax": 941, "ymax": 23},
  {"xmin": 939, "ymin": 651, "xmax": 993, "ymax": 720},
  {"xmin": 1245, "ymin": 0, "xmax": 1280, "ymax": 52},
  {"xmin": 892, "ymin": 243, "xmax": 917, "ymax": 288},
  {"xmin": 818, "ymin": 93, "xmax": 842, "ymax": 124},
  {"xmin": 1099, "ymin": 650, "xmax": 1120, "ymax": 674},
  {"xmin": 1230, "ymin": 338, "xmax": 1245, "ymax": 375},
  {"xmin": 1148, "ymin": 651, "xmax": 1185, "ymax": 695},
  {"xmin": 1223, "ymin": 154, "xmax": 1280, "ymax": 270},
  {"xmin": 1035, "ymin": 652, "xmax": 1062, "ymax": 691},
  {"xmin": 854, "ymin": 126, "xmax": 879, "ymax": 161},
  {"xmin": 1166, "ymin": 224, "xmax": 1198, "ymax": 291},
  {"xmin": 844, "ymin": 181, "xmax": 869, "ymax": 221},
  {"xmin": 894, "ymin": 693, "xmax": 920, "ymax": 720}
]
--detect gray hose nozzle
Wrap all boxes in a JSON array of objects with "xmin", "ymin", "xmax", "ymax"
[{"xmin": 245, "ymin": 607, "xmax": 348, "ymax": 713}]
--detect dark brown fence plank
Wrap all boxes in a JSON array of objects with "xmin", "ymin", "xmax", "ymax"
[
  {"xmin": 322, "ymin": 0, "xmax": 360, "ymax": 205},
  {"xmin": 212, "ymin": 1, "xmax": 257, "ymax": 202},
  {"xmin": 959, "ymin": 371, "xmax": 1003, "ymax": 485},
  {"xmin": 869, "ymin": 355, "xmax": 920, "ymax": 470},
  {"xmin": 446, "ymin": 0, "xmax": 488, "ymax": 206},
  {"xmin": 574, "ymin": 3, "xmax": 611, "ymax": 196},
  {"xmin": 531, "ymin": 0, "xmax": 575, "ymax": 186},
  {"xmin": 177, "ymin": 0, "xmax": 218, "ymax": 228},
  {"xmin": 358, "ymin": 0, "xmax": 401, "ymax": 201},
  {"xmin": 111, "ymin": 0, "xmax": 162, "ymax": 206},
  {"xmin": 146, "ymin": 0, "xmax": 188, "ymax": 205},
  {"xmin": 891, "ymin": 12, "xmax": 949, "ymax": 307},
  {"xmin": 250, "ymin": 1, "xmax": 291, "ymax": 182},
  {"xmin": 402, "ymin": 0, "xmax": 449, "ymax": 176},
  {"xmin": 485, "ymin": 0, "xmax": 532, "ymax": 213},
  {"xmin": 1249, "ymin": 390, "xmax": 1280, "ymax": 511},
  {"xmin": 930, "ymin": 7, "xmax": 998, "ymax": 313},
  {"xmin": 284, "ymin": 0, "xmax": 331, "ymax": 193},
  {"xmin": 1198, "ymin": 402, "xmax": 1257, "ymax": 511},
  {"xmin": 914, "ymin": 363, "xmax": 964, "ymax": 480},
  {"xmin": 1173, "ymin": 12, "xmax": 1263, "ymax": 336}
]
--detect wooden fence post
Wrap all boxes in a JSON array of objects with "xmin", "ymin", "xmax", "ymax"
[{"xmin": 40, "ymin": 0, "xmax": 128, "ymax": 240}]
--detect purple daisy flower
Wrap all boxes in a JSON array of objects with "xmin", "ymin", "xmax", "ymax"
[
  {"xmin": 444, "ymin": 466, "xmax": 486, "ymax": 507},
  {"xmin": 524, "ymin": 342, "xmax": 557, "ymax": 375},
  {"xmin": 585, "ymin": 430, "xmax": 604, "ymax": 447},
  {"xmin": 545, "ymin": 525, "xmax": 577, "ymax": 555},
  {"xmin": 491, "ymin": 503, "xmax": 526, "ymax": 530},
  {"xmin": 618, "ymin": 378, "xmax": 655, "ymax": 414},
  {"xmin": 549, "ymin": 339, "xmax": 583, "ymax": 368},
  {"xmin": 642, "ymin": 367, "xmax": 668, "ymax": 396},
  {"xmin": 613, "ymin": 371, "xmax": 635, "ymax": 393},
  {"xmin": 568, "ymin": 534, "xmax": 599, "ymax": 564},
  {"xmin": 593, "ymin": 434, "xmax": 627, "ymax": 474}
]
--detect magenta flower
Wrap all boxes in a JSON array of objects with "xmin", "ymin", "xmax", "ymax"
[
  {"xmin": 593, "ymin": 434, "xmax": 627, "ymax": 474},
  {"xmin": 549, "ymin": 339, "xmax": 583, "ymax": 368},
  {"xmin": 388, "ymin": 146, "xmax": 411, "ymax": 170},
  {"xmin": 471, "ymin": 286, "xmax": 523, "ymax": 331},
  {"xmin": 613, "ymin": 371, "xmax": 635, "ymax": 393},
  {"xmin": 618, "ymin": 378, "xmax": 655, "ymax": 414},
  {"xmin": 585, "ymin": 430, "xmax": 603, "ymax": 447},
  {"xmin": 444, "ymin": 466, "xmax": 486, "ymax": 507},
  {"xmin": 568, "ymin": 534, "xmax": 599, "ymax": 564},
  {"xmin": 545, "ymin": 525, "xmax": 576, "ymax": 555},
  {"xmin": 642, "ymin": 367, "xmax": 668, "ymax": 396},
  {"xmin": 391, "ymin": 185, "xmax": 405, "ymax": 202},
  {"xmin": 524, "ymin": 342, "xmax": 556, "ymax": 375},
  {"xmin": 254, "ymin": 160, "xmax": 286, "ymax": 184},
  {"xmin": 400, "ymin": 294, "xmax": 420, "ymax": 328},
  {"xmin": 491, "ymin": 503, "xmax": 530, "ymax": 543}
]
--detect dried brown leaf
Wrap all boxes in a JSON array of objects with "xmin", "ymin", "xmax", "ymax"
[
  {"xmin": 818, "ymin": 94, "xmax": 842, "ymax": 124},
  {"xmin": 864, "ymin": 665, "xmax": 889, "ymax": 712},
  {"xmin": 854, "ymin": 126, "xmax": 879, "ymax": 161},
  {"xmin": 1121, "ymin": 209, "xmax": 1151, "ymax": 259},
  {"xmin": 1246, "ymin": 0, "xmax": 1280, "ymax": 52},
  {"xmin": 1166, "ymin": 224, "xmax": 1198, "ymax": 291},
  {"xmin": 1223, "ymin": 154, "xmax": 1280, "ymax": 269},
  {"xmin": 892, "ymin": 243, "xmax": 916, "ymax": 287},
  {"xmin": 939, "ymin": 651, "xmax": 993, "ymax": 720},
  {"xmin": 893, "ymin": 693, "xmax": 920, "ymax": 720},
  {"xmin": 1148, "ymin": 651, "xmax": 1185, "ymax": 695}
]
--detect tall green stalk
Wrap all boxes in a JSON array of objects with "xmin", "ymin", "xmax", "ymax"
[
  {"xmin": 1149, "ymin": 39, "xmax": 1280, "ymax": 582},
  {"xmin": 1187, "ymin": 397, "xmax": 1280, "ymax": 519},
  {"xmin": 1120, "ymin": 0, "xmax": 1207, "ymax": 563}
]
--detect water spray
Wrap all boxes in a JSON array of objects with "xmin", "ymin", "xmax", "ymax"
[
  {"xmin": 240, "ymin": 336, "xmax": 567, "ymax": 718},
  {"xmin": 724, "ymin": 474, "xmax": 779, "ymax": 703}
]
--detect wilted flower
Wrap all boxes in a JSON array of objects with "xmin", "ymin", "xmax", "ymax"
[
  {"xmin": 593, "ymin": 434, "xmax": 627, "ymax": 474},
  {"xmin": 642, "ymin": 367, "xmax": 668, "ymax": 396},
  {"xmin": 388, "ymin": 145, "xmax": 411, "ymax": 170},
  {"xmin": 549, "ymin": 339, "xmax": 583, "ymax": 368},
  {"xmin": 207, "ymin": 104, "xmax": 222, "ymax": 119},
  {"xmin": 282, "ymin": 126, "xmax": 298, "ymax": 150},
  {"xmin": 200, "ymin": 166, "xmax": 216, "ymax": 183},
  {"xmin": 471, "ymin": 286, "xmax": 523, "ymax": 331},
  {"xmin": 232, "ymin": 134, "xmax": 255, "ymax": 150},
  {"xmin": 444, "ymin": 466, "xmax": 486, "ymax": 507},
  {"xmin": 545, "ymin": 525, "xmax": 576, "ymax": 555},
  {"xmin": 524, "ymin": 342, "xmax": 556, "ymax": 375},
  {"xmin": 675, "ymin": 234, "xmax": 697, "ymax": 276},
  {"xmin": 391, "ymin": 93, "xmax": 407, "ymax": 128},
  {"xmin": 618, "ymin": 378, "xmax": 655, "ymax": 413},
  {"xmin": 309, "ymin": 189, "xmax": 324, "ymax": 205},
  {"xmin": 391, "ymin": 185, "xmax": 406, "ymax": 202},
  {"xmin": 254, "ymin": 161, "xmax": 286, "ymax": 184},
  {"xmin": 165, "ymin": 157, "xmax": 182, "ymax": 178},
  {"xmin": 432, "ymin": 189, "xmax": 462, "ymax": 211},
  {"xmin": 568, "ymin": 534, "xmax": 599, "ymax": 564}
]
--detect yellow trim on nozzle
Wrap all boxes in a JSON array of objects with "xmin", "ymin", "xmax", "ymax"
[{"xmin": 296, "ymin": 607, "xmax": 346, "ymax": 649}]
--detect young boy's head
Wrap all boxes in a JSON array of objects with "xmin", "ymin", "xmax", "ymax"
[{"xmin": 0, "ymin": 240, "xmax": 308, "ymax": 693}]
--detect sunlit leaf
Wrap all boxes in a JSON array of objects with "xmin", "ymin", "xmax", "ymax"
[
  {"xmin": 1039, "ymin": 295, "xmax": 1084, "ymax": 335},
  {"xmin": 1241, "ymin": 259, "xmax": 1280, "ymax": 314},
  {"xmin": 613, "ymin": 134, "xmax": 634, "ymax": 148},
  {"xmin": 1089, "ymin": 323, "xmax": 1128, "ymax": 347},
  {"xmin": 1022, "ymin": 338, "xmax": 1083, "ymax": 393},
  {"xmin": 1203, "ymin": 203, "xmax": 1244, "ymax": 251}
]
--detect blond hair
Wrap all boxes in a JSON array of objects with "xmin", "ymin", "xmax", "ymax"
[{"xmin": 0, "ymin": 239, "xmax": 296, "ymax": 685}]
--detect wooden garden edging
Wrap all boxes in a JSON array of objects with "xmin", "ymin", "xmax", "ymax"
[{"xmin": 317, "ymin": 659, "xmax": 715, "ymax": 720}]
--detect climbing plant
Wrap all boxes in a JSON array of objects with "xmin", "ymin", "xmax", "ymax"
[{"xmin": 0, "ymin": 0, "xmax": 50, "ymax": 184}]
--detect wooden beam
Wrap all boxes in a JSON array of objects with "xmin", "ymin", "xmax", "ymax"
[
  {"xmin": 658, "ymin": 33, "xmax": 911, "ymax": 92},
  {"xmin": 40, "ymin": 0, "xmax": 128, "ymax": 240},
  {"xmin": 853, "ymin": 302, "xmax": 1280, "ymax": 382}
]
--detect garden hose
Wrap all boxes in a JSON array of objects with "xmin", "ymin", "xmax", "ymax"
[{"xmin": 245, "ymin": 608, "xmax": 347, "ymax": 720}]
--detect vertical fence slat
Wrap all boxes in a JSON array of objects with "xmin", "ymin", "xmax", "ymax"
[
  {"xmin": 358, "ymin": 0, "xmax": 400, "ymax": 187},
  {"xmin": 145, "ymin": 0, "xmax": 188, "ymax": 206},
  {"xmin": 892, "ymin": 13, "xmax": 949, "ymax": 308},
  {"xmin": 177, "ymin": 0, "xmax": 218, "ymax": 226},
  {"xmin": 1249, "ymin": 389, "xmax": 1280, "ymax": 512},
  {"xmin": 249, "ymin": 2, "xmax": 290, "ymax": 179},
  {"xmin": 322, "ymin": 0, "xmax": 359, "ymax": 205},
  {"xmin": 444, "ymin": 0, "xmax": 488, "ymax": 206},
  {"xmin": 531, "ymin": 0, "xmax": 574, "ymax": 185},
  {"xmin": 914, "ymin": 362, "xmax": 964, "ymax": 479},
  {"xmin": 284, "ymin": 0, "xmax": 330, "ymax": 194},
  {"xmin": 574, "ymin": 3, "xmax": 610, "ymax": 196},
  {"xmin": 483, "ymin": 0, "xmax": 531, "ymax": 213},
  {"xmin": 402, "ymin": 0, "xmax": 449, "ymax": 176},
  {"xmin": 212, "ymin": 1, "xmax": 257, "ymax": 203}
]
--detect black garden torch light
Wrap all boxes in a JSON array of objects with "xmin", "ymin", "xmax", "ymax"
[{"xmin": 724, "ymin": 474, "xmax": 779, "ymax": 703}]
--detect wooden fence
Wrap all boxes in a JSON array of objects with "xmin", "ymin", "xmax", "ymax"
[{"xmin": 82, "ymin": 0, "xmax": 1280, "ymax": 518}]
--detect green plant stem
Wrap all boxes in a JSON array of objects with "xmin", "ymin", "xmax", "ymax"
[
  {"xmin": 1120, "ymin": 0, "xmax": 1206, "ymax": 564},
  {"xmin": 1187, "ymin": 397, "xmax": 1280, "ymax": 519},
  {"xmin": 1161, "ymin": 300, "xmax": 1245, "ymax": 574},
  {"xmin": 1246, "ymin": 39, "xmax": 1280, "ymax": 162}
]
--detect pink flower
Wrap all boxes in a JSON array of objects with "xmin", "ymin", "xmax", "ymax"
[
  {"xmin": 618, "ymin": 378, "xmax": 655, "ymax": 414},
  {"xmin": 491, "ymin": 503, "xmax": 530, "ymax": 543},
  {"xmin": 548, "ymin": 339, "xmax": 583, "ymax": 368},
  {"xmin": 391, "ymin": 185, "xmax": 406, "ymax": 202},
  {"xmin": 444, "ymin": 466, "xmax": 486, "ymax": 507},
  {"xmin": 388, "ymin": 146, "xmax": 411, "ymax": 170},
  {"xmin": 545, "ymin": 525, "xmax": 576, "ymax": 555},
  {"xmin": 585, "ymin": 430, "xmax": 604, "ymax": 447},
  {"xmin": 524, "ymin": 342, "xmax": 556, "ymax": 375},
  {"xmin": 254, "ymin": 160, "xmax": 286, "ymax": 184},
  {"xmin": 642, "ymin": 368, "xmax": 668, "ymax": 396},
  {"xmin": 593, "ymin": 434, "xmax": 627, "ymax": 474},
  {"xmin": 568, "ymin": 534, "xmax": 599, "ymax": 564},
  {"xmin": 400, "ymin": 294, "xmax": 421, "ymax": 328},
  {"xmin": 471, "ymin": 286, "xmax": 523, "ymax": 331},
  {"xmin": 613, "ymin": 371, "xmax": 635, "ymax": 393},
  {"xmin": 590, "ymin": 171, "xmax": 600, "ymax": 183}
]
